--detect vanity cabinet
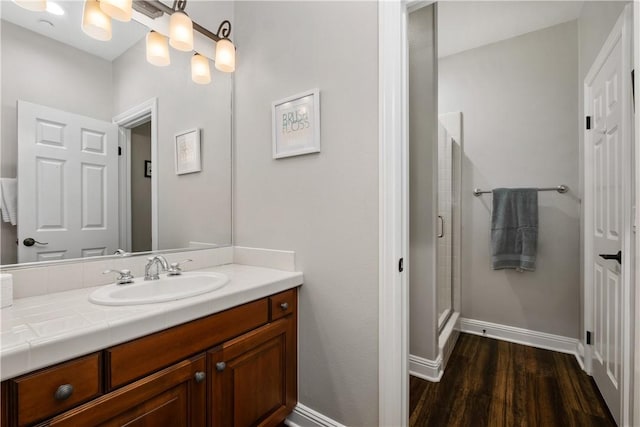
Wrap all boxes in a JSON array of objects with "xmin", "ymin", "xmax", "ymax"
[{"xmin": 1, "ymin": 288, "xmax": 298, "ymax": 427}]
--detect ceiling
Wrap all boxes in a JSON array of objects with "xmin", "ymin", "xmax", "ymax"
[
  {"xmin": 437, "ymin": 1, "xmax": 585, "ymax": 58},
  {"xmin": 1, "ymin": 0, "xmax": 148, "ymax": 61}
]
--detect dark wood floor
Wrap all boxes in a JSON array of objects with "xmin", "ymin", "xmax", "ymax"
[{"xmin": 410, "ymin": 333, "xmax": 616, "ymax": 427}]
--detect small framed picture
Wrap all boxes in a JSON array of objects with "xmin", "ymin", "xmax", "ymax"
[
  {"xmin": 272, "ymin": 89, "xmax": 320, "ymax": 159},
  {"xmin": 175, "ymin": 128, "xmax": 201, "ymax": 175},
  {"xmin": 144, "ymin": 160, "xmax": 152, "ymax": 178}
]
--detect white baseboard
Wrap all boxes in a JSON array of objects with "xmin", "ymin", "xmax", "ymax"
[
  {"xmin": 440, "ymin": 312, "xmax": 460, "ymax": 371},
  {"xmin": 458, "ymin": 317, "xmax": 583, "ymax": 367},
  {"xmin": 409, "ymin": 354, "xmax": 443, "ymax": 382},
  {"xmin": 285, "ymin": 403, "xmax": 345, "ymax": 427},
  {"xmin": 575, "ymin": 342, "xmax": 585, "ymax": 370},
  {"xmin": 409, "ymin": 312, "xmax": 460, "ymax": 383}
]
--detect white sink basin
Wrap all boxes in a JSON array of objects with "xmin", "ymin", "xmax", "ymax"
[{"xmin": 89, "ymin": 272, "xmax": 230, "ymax": 306}]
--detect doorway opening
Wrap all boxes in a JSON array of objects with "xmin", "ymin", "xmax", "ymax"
[
  {"xmin": 113, "ymin": 98, "xmax": 158, "ymax": 253},
  {"xmin": 404, "ymin": 2, "xmax": 635, "ymax": 426},
  {"xmin": 129, "ymin": 122, "xmax": 152, "ymax": 253}
]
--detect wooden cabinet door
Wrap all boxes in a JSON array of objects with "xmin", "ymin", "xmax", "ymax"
[
  {"xmin": 209, "ymin": 317, "xmax": 296, "ymax": 427},
  {"xmin": 48, "ymin": 355, "xmax": 206, "ymax": 427}
]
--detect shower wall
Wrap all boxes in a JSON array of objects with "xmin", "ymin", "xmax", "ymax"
[{"xmin": 409, "ymin": 4, "xmax": 439, "ymax": 362}]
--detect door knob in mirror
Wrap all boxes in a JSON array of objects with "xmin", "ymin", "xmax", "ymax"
[
  {"xmin": 599, "ymin": 251, "xmax": 622, "ymax": 265},
  {"xmin": 23, "ymin": 238, "xmax": 48, "ymax": 247}
]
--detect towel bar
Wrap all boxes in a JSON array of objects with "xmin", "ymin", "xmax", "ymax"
[{"xmin": 473, "ymin": 185, "xmax": 568, "ymax": 197}]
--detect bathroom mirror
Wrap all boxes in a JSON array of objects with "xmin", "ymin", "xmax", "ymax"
[{"xmin": 0, "ymin": 1, "xmax": 233, "ymax": 266}]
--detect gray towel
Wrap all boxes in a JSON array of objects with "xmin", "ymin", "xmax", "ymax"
[{"xmin": 491, "ymin": 188, "xmax": 538, "ymax": 271}]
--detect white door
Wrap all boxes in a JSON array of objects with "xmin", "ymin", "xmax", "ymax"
[
  {"xmin": 17, "ymin": 101, "xmax": 119, "ymax": 263},
  {"xmin": 585, "ymin": 11, "xmax": 632, "ymax": 425}
]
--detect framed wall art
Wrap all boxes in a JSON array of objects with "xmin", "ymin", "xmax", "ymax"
[
  {"xmin": 272, "ymin": 88, "xmax": 320, "ymax": 159},
  {"xmin": 175, "ymin": 128, "xmax": 201, "ymax": 175}
]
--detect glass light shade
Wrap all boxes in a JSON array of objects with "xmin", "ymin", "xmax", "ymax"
[
  {"xmin": 82, "ymin": 0, "xmax": 112, "ymax": 41},
  {"xmin": 12, "ymin": 0, "xmax": 47, "ymax": 12},
  {"xmin": 191, "ymin": 54, "xmax": 211, "ymax": 85},
  {"xmin": 169, "ymin": 11, "xmax": 193, "ymax": 52},
  {"xmin": 46, "ymin": 1, "xmax": 65, "ymax": 15},
  {"xmin": 214, "ymin": 39, "xmax": 235, "ymax": 73},
  {"xmin": 99, "ymin": 0, "xmax": 132, "ymax": 22},
  {"xmin": 146, "ymin": 31, "xmax": 170, "ymax": 67}
]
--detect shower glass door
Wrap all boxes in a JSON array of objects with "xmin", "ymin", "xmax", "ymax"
[{"xmin": 436, "ymin": 115, "xmax": 460, "ymax": 331}]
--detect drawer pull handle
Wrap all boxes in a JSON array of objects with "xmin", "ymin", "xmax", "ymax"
[
  {"xmin": 280, "ymin": 302, "xmax": 289, "ymax": 311},
  {"xmin": 54, "ymin": 384, "xmax": 74, "ymax": 401},
  {"xmin": 216, "ymin": 362, "xmax": 226, "ymax": 372},
  {"xmin": 194, "ymin": 371, "xmax": 206, "ymax": 383}
]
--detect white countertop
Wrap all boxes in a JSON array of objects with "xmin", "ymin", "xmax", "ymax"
[{"xmin": 0, "ymin": 263, "xmax": 303, "ymax": 381}]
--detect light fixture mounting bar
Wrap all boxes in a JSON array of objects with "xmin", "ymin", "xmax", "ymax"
[
  {"xmin": 137, "ymin": 0, "xmax": 231, "ymax": 42},
  {"xmin": 132, "ymin": 1, "xmax": 163, "ymax": 18}
]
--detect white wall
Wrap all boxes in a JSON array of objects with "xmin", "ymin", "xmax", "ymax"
[
  {"xmin": 439, "ymin": 21, "xmax": 581, "ymax": 338},
  {"xmin": 233, "ymin": 2, "xmax": 379, "ymax": 425},
  {"xmin": 111, "ymin": 28, "xmax": 232, "ymax": 250},
  {"xmin": 409, "ymin": 5, "xmax": 439, "ymax": 361},
  {"xmin": 0, "ymin": 22, "xmax": 114, "ymax": 265}
]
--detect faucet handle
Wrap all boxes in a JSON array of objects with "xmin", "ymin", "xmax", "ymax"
[
  {"xmin": 167, "ymin": 259, "xmax": 193, "ymax": 276},
  {"xmin": 103, "ymin": 269, "xmax": 134, "ymax": 285}
]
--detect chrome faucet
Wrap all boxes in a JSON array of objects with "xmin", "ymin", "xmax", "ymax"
[{"xmin": 144, "ymin": 255, "xmax": 169, "ymax": 280}]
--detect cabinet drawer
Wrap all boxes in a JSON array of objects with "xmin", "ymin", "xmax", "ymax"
[
  {"xmin": 10, "ymin": 353, "xmax": 102, "ymax": 426},
  {"xmin": 106, "ymin": 298, "xmax": 269, "ymax": 390},
  {"xmin": 269, "ymin": 289, "xmax": 296, "ymax": 321},
  {"xmin": 48, "ymin": 355, "xmax": 206, "ymax": 427}
]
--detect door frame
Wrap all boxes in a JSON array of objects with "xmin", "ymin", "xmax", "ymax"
[
  {"xmin": 113, "ymin": 98, "xmax": 159, "ymax": 251},
  {"xmin": 582, "ymin": 5, "xmax": 633, "ymax": 425},
  {"xmin": 378, "ymin": 1, "xmax": 409, "ymax": 425}
]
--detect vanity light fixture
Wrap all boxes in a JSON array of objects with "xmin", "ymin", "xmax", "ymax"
[
  {"xmin": 12, "ymin": 0, "xmax": 46, "ymax": 11},
  {"xmin": 99, "ymin": 0, "xmax": 132, "ymax": 22},
  {"xmin": 82, "ymin": 0, "xmax": 112, "ymax": 41},
  {"xmin": 79, "ymin": 0, "xmax": 235, "ymax": 82},
  {"xmin": 136, "ymin": 1, "xmax": 236, "ymax": 77},
  {"xmin": 146, "ymin": 31, "xmax": 170, "ymax": 66},
  {"xmin": 191, "ymin": 53, "xmax": 211, "ymax": 84}
]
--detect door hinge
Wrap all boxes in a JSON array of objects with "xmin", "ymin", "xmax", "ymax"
[
  {"xmin": 118, "ymin": 146, "xmax": 122, "ymax": 156},
  {"xmin": 586, "ymin": 116, "xmax": 591, "ymax": 130},
  {"xmin": 398, "ymin": 258, "xmax": 404, "ymax": 273},
  {"xmin": 586, "ymin": 331, "xmax": 592, "ymax": 345}
]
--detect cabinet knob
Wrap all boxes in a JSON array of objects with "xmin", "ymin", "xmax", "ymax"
[
  {"xmin": 194, "ymin": 371, "xmax": 206, "ymax": 383},
  {"xmin": 216, "ymin": 362, "xmax": 226, "ymax": 372},
  {"xmin": 54, "ymin": 384, "xmax": 74, "ymax": 401},
  {"xmin": 280, "ymin": 302, "xmax": 289, "ymax": 311}
]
